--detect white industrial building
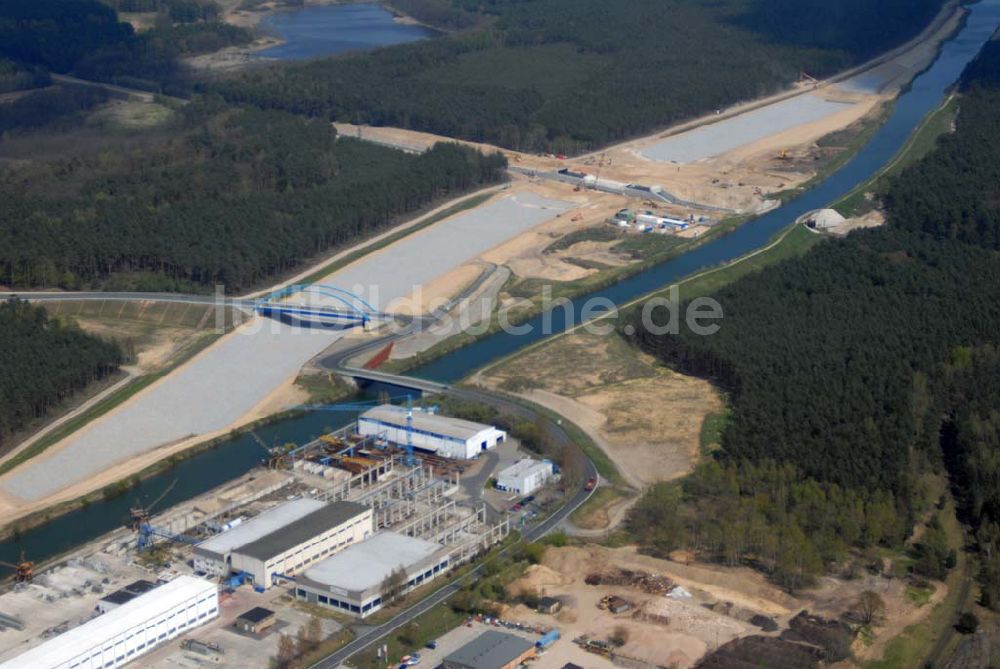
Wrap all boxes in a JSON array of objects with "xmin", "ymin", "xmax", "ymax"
[
  {"xmin": 294, "ymin": 531, "xmax": 451, "ymax": 618},
  {"xmin": 0, "ymin": 576, "xmax": 217, "ymax": 669},
  {"xmin": 495, "ymin": 459, "xmax": 555, "ymax": 495},
  {"xmin": 358, "ymin": 406, "xmax": 506, "ymax": 460},
  {"xmin": 193, "ymin": 499, "xmax": 372, "ymax": 589}
]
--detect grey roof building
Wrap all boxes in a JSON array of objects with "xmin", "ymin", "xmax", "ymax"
[
  {"xmin": 294, "ymin": 531, "xmax": 451, "ymax": 618},
  {"xmin": 237, "ymin": 501, "xmax": 369, "ymax": 562},
  {"xmin": 193, "ymin": 499, "xmax": 373, "ymax": 589},
  {"xmin": 443, "ymin": 631, "xmax": 536, "ymax": 669}
]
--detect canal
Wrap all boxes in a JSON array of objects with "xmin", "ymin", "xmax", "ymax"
[{"xmin": 2, "ymin": 0, "xmax": 998, "ymax": 575}]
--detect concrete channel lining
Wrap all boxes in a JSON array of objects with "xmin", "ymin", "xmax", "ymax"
[
  {"xmin": 640, "ymin": 93, "xmax": 858, "ymax": 164},
  {"xmin": 0, "ymin": 191, "xmax": 570, "ymax": 504}
]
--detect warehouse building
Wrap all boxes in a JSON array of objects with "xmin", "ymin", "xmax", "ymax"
[
  {"xmin": 293, "ymin": 531, "xmax": 451, "ymax": 617},
  {"xmin": 495, "ymin": 459, "xmax": 554, "ymax": 496},
  {"xmin": 442, "ymin": 631, "xmax": 536, "ymax": 669},
  {"xmin": 0, "ymin": 576, "xmax": 217, "ymax": 669},
  {"xmin": 358, "ymin": 406, "xmax": 506, "ymax": 460},
  {"xmin": 193, "ymin": 499, "xmax": 372, "ymax": 589}
]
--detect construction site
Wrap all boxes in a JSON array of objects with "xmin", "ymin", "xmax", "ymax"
[{"xmin": 0, "ymin": 406, "xmax": 525, "ymax": 668}]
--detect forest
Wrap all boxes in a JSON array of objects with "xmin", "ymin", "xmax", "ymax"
[
  {"xmin": 0, "ymin": 59, "xmax": 51, "ymax": 95},
  {"xmin": 0, "ymin": 86, "xmax": 109, "ymax": 134},
  {"xmin": 0, "ymin": 0, "xmax": 251, "ymax": 93},
  {"xmin": 0, "ymin": 299, "xmax": 124, "ymax": 454},
  {"xmin": 0, "ymin": 101, "xmax": 508, "ymax": 291},
  {"xmin": 210, "ymin": 0, "xmax": 943, "ymax": 154},
  {"xmin": 626, "ymin": 40, "xmax": 1000, "ymax": 592}
]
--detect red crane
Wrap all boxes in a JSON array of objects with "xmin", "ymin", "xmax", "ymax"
[{"xmin": 0, "ymin": 549, "xmax": 34, "ymax": 583}]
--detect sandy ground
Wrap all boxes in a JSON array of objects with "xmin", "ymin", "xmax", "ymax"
[
  {"xmin": 337, "ymin": 88, "xmax": 883, "ymax": 214},
  {"xmin": 2, "ymin": 0, "xmax": 964, "ymax": 528},
  {"xmin": 828, "ymin": 210, "xmax": 887, "ymax": 236},
  {"xmin": 811, "ymin": 573, "xmax": 948, "ymax": 663},
  {"xmin": 478, "ymin": 331, "xmax": 723, "ymax": 492},
  {"xmin": 640, "ymin": 93, "xmax": 866, "ymax": 163},
  {"xmin": 501, "ymin": 544, "xmax": 951, "ymax": 668},
  {"xmin": 503, "ymin": 545, "xmax": 803, "ymax": 668},
  {"xmin": 390, "ymin": 264, "xmax": 510, "ymax": 360},
  {"xmin": 331, "ymin": 1, "xmax": 963, "ymax": 218},
  {"xmin": 0, "ymin": 185, "xmax": 571, "ymax": 523}
]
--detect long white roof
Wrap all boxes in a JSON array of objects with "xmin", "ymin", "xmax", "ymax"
[
  {"xmin": 196, "ymin": 498, "xmax": 325, "ymax": 556},
  {"xmin": 360, "ymin": 406, "xmax": 501, "ymax": 441},
  {"xmin": 304, "ymin": 531, "xmax": 443, "ymax": 592},
  {"xmin": 0, "ymin": 576, "xmax": 216, "ymax": 669}
]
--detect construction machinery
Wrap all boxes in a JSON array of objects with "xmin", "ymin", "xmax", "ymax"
[
  {"xmin": 777, "ymin": 148, "xmax": 790, "ymax": 161},
  {"xmin": 0, "ymin": 549, "xmax": 34, "ymax": 583},
  {"xmin": 304, "ymin": 395, "xmax": 437, "ymax": 468},
  {"xmin": 127, "ymin": 480, "xmax": 199, "ymax": 551}
]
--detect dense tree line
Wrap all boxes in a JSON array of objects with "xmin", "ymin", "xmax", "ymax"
[
  {"xmin": 0, "ymin": 59, "xmax": 51, "ymax": 95},
  {"xmin": 0, "ymin": 101, "xmax": 507, "ymax": 291},
  {"xmin": 385, "ymin": 0, "xmax": 481, "ymax": 31},
  {"xmin": 737, "ymin": 0, "xmax": 943, "ymax": 63},
  {"xmin": 0, "ymin": 0, "xmax": 250, "ymax": 93},
  {"xmin": 104, "ymin": 0, "xmax": 221, "ymax": 23},
  {"xmin": 0, "ymin": 86, "xmax": 109, "ymax": 134},
  {"xmin": 74, "ymin": 21, "xmax": 253, "ymax": 93},
  {"xmin": 210, "ymin": 0, "xmax": 943, "ymax": 154},
  {"xmin": 626, "ymin": 40, "xmax": 1000, "ymax": 584},
  {"xmin": 0, "ymin": 299, "xmax": 123, "ymax": 452},
  {"xmin": 0, "ymin": 0, "xmax": 133, "ymax": 72},
  {"xmin": 628, "ymin": 461, "xmax": 906, "ymax": 592}
]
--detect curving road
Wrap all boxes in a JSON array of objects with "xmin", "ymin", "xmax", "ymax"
[{"xmin": 306, "ymin": 384, "xmax": 597, "ymax": 669}]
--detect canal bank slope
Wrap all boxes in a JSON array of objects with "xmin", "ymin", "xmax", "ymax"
[{"xmin": 0, "ymin": 0, "xmax": 977, "ymax": 534}]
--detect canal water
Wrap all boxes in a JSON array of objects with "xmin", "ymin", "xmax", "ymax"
[
  {"xmin": 257, "ymin": 3, "xmax": 437, "ymax": 60},
  {"xmin": 409, "ymin": 0, "xmax": 1000, "ymax": 383},
  {"xmin": 2, "ymin": 0, "xmax": 998, "ymax": 574}
]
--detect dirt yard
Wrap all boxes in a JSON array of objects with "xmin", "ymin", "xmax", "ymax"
[
  {"xmin": 478, "ymin": 330, "xmax": 723, "ymax": 492},
  {"xmin": 335, "ymin": 88, "xmax": 886, "ymax": 216},
  {"xmin": 503, "ymin": 546, "xmax": 802, "ymax": 669},
  {"xmin": 500, "ymin": 544, "xmax": 952, "ymax": 669}
]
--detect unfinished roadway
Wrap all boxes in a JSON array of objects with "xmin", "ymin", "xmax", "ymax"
[
  {"xmin": 0, "ymin": 191, "xmax": 571, "ymax": 518},
  {"xmin": 0, "ymin": 0, "xmax": 970, "ymax": 523}
]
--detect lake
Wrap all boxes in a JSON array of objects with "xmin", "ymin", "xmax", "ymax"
[{"xmin": 258, "ymin": 2, "xmax": 437, "ymax": 61}]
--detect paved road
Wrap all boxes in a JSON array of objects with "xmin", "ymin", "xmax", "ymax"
[
  {"xmin": 0, "ymin": 290, "xmax": 229, "ymax": 306},
  {"xmin": 306, "ymin": 385, "xmax": 597, "ymax": 669}
]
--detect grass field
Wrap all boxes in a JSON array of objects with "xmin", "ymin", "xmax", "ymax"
[
  {"xmin": 864, "ymin": 498, "xmax": 972, "ymax": 669},
  {"xmin": 698, "ymin": 409, "xmax": 730, "ymax": 456},
  {"xmin": 569, "ymin": 486, "xmax": 632, "ymax": 530},
  {"xmin": 834, "ymin": 94, "xmax": 957, "ymax": 217}
]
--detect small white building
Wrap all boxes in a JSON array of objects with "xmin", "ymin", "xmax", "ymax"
[
  {"xmin": 294, "ymin": 531, "xmax": 451, "ymax": 618},
  {"xmin": 358, "ymin": 406, "xmax": 506, "ymax": 460},
  {"xmin": 495, "ymin": 458, "xmax": 555, "ymax": 495},
  {"xmin": 0, "ymin": 576, "xmax": 217, "ymax": 669},
  {"xmin": 193, "ymin": 499, "xmax": 372, "ymax": 589}
]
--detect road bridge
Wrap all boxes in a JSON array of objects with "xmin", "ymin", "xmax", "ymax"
[
  {"xmin": 0, "ymin": 286, "xmax": 400, "ymax": 328},
  {"xmin": 304, "ymin": 384, "xmax": 598, "ymax": 669}
]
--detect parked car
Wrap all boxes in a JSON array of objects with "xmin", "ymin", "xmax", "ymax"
[{"xmin": 425, "ymin": 640, "xmax": 438, "ymax": 650}]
